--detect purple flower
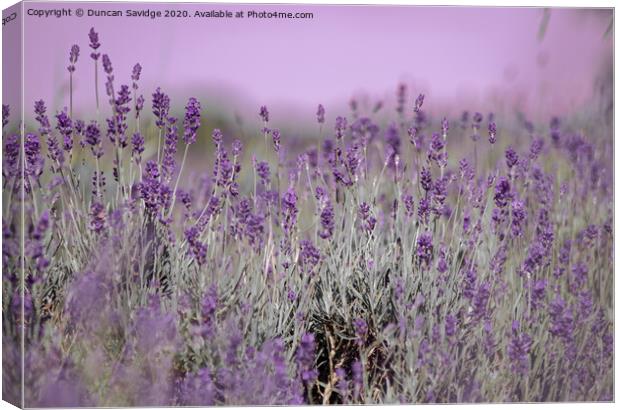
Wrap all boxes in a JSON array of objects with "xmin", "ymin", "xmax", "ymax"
[
  {"xmin": 460, "ymin": 110, "xmax": 469, "ymax": 129},
  {"xmin": 432, "ymin": 176, "xmax": 448, "ymax": 209},
  {"xmin": 558, "ymin": 239, "xmax": 572, "ymax": 266},
  {"xmin": 138, "ymin": 160, "xmax": 171, "ymax": 214},
  {"xmin": 358, "ymin": 202, "xmax": 371, "ymax": 220},
  {"xmin": 418, "ymin": 197, "xmax": 431, "ymax": 224},
  {"xmin": 530, "ymin": 279, "xmax": 547, "ymax": 311},
  {"xmin": 259, "ymin": 105, "xmax": 269, "ymax": 123},
  {"xmin": 571, "ymin": 261, "xmax": 588, "ymax": 291},
  {"xmin": 353, "ymin": 318, "xmax": 368, "ymax": 342},
  {"xmin": 88, "ymin": 27, "xmax": 100, "ymax": 60},
  {"xmin": 281, "ymin": 187, "xmax": 298, "ymax": 234},
  {"xmin": 115, "ymin": 84, "xmax": 131, "ymax": 109},
  {"xmin": 74, "ymin": 119, "xmax": 85, "ymax": 144},
  {"xmin": 522, "ymin": 240, "xmax": 545, "ymax": 275},
  {"xmin": 416, "ymin": 232, "xmax": 433, "ymax": 265},
  {"xmin": 152, "ymin": 87, "xmax": 170, "ymax": 128},
  {"xmin": 55, "ymin": 108, "xmax": 73, "ymax": 152},
  {"xmin": 550, "ymin": 117, "xmax": 561, "ymax": 145},
  {"xmin": 296, "ymin": 333, "xmax": 318, "ymax": 383},
  {"xmin": 131, "ymin": 63, "xmax": 142, "ymax": 84},
  {"xmin": 183, "ymin": 97, "xmax": 201, "ymax": 145},
  {"xmin": 437, "ymin": 247, "xmax": 448, "ymax": 274},
  {"xmin": 178, "ymin": 190, "xmax": 192, "ymax": 212},
  {"xmin": 271, "ymin": 129, "xmax": 281, "ymax": 153},
  {"xmin": 135, "ymin": 94, "xmax": 144, "ymax": 118},
  {"xmin": 441, "ymin": 117, "xmax": 449, "ymax": 136},
  {"xmin": 396, "ymin": 83, "xmax": 406, "ymax": 115},
  {"xmin": 319, "ymin": 202, "xmax": 335, "ymax": 239},
  {"xmin": 493, "ymin": 177, "xmax": 511, "ymax": 208},
  {"xmin": 185, "ymin": 226, "xmax": 208, "ymax": 266},
  {"xmin": 414, "ymin": 93, "xmax": 424, "ymax": 112},
  {"xmin": 471, "ymin": 281, "xmax": 491, "ymax": 322},
  {"xmin": 335, "ymin": 367, "xmax": 349, "ymax": 397},
  {"xmin": 488, "ymin": 122, "xmax": 497, "ymax": 144},
  {"xmin": 85, "ymin": 121, "xmax": 103, "ymax": 158},
  {"xmin": 211, "ymin": 128, "xmax": 223, "ymax": 146},
  {"xmin": 364, "ymin": 216, "xmax": 377, "ymax": 233},
  {"xmin": 510, "ymin": 199, "xmax": 526, "ymax": 237},
  {"xmin": 445, "ymin": 314, "xmax": 457, "ymax": 338},
  {"xmin": 162, "ymin": 117, "xmax": 179, "ymax": 181},
  {"xmin": 91, "ymin": 171, "xmax": 105, "ymax": 198},
  {"xmin": 578, "ymin": 291, "xmax": 593, "ymax": 319},
  {"xmin": 408, "ymin": 126, "xmax": 418, "ymax": 147},
  {"xmin": 131, "ymin": 132, "xmax": 144, "ymax": 161},
  {"xmin": 403, "ymin": 194, "xmax": 415, "ymax": 217},
  {"xmin": 350, "ymin": 117, "xmax": 379, "ymax": 145},
  {"xmin": 25, "ymin": 133, "xmax": 44, "ymax": 181},
  {"xmin": 483, "ymin": 321, "xmax": 496, "ymax": 359},
  {"xmin": 357, "ymin": 202, "xmax": 376, "ymax": 233},
  {"xmin": 458, "ymin": 264, "xmax": 476, "ymax": 302},
  {"xmin": 420, "ymin": 167, "xmax": 432, "ymax": 192},
  {"xmin": 316, "ymin": 104, "xmax": 325, "ymax": 124},
  {"xmin": 11, "ymin": 287, "xmax": 35, "ymax": 322},
  {"xmin": 104, "ymin": 90, "xmax": 128, "ymax": 148},
  {"xmin": 299, "ymin": 240, "xmax": 320, "ymax": 272},
  {"xmin": 352, "ymin": 360, "xmax": 363, "ymax": 395},
  {"xmin": 505, "ymin": 147, "xmax": 518, "ymax": 169},
  {"xmin": 178, "ymin": 369, "xmax": 216, "ymax": 406},
  {"xmin": 34, "ymin": 100, "xmax": 51, "ymax": 135},
  {"xmin": 28, "ymin": 210, "xmax": 50, "ymax": 270},
  {"xmin": 89, "ymin": 202, "xmax": 106, "ymax": 233},
  {"xmin": 101, "ymin": 54, "xmax": 113, "ymax": 75},
  {"xmin": 584, "ymin": 224, "xmax": 598, "ymax": 242},
  {"xmin": 349, "ymin": 98, "xmax": 358, "ymax": 113},
  {"xmin": 232, "ymin": 139, "xmax": 243, "ymax": 157},
  {"xmin": 507, "ymin": 321, "xmax": 532, "ymax": 375},
  {"xmin": 549, "ymin": 295, "xmax": 576, "ymax": 357},
  {"xmin": 2, "ymin": 104, "xmax": 9, "ymax": 129},
  {"xmin": 529, "ymin": 138, "xmax": 544, "ymax": 159},
  {"xmin": 67, "ymin": 44, "xmax": 79, "ymax": 73},
  {"xmin": 255, "ymin": 160, "xmax": 270, "ymax": 185},
  {"xmin": 217, "ymin": 151, "xmax": 233, "ymax": 187},
  {"xmin": 201, "ymin": 286, "xmax": 218, "ymax": 323},
  {"xmin": 335, "ymin": 116, "xmax": 347, "ymax": 140}
]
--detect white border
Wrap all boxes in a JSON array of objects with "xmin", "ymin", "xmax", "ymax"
[{"xmin": 0, "ymin": 1, "xmax": 615, "ymax": 410}]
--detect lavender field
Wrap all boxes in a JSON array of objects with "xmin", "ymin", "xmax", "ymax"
[{"xmin": 2, "ymin": 25, "xmax": 614, "ymax": 406}]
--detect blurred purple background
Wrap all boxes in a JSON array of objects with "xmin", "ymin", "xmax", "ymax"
[{"xmin": 10, "ymin": 3, "xmax": 614, "ymax": 124}]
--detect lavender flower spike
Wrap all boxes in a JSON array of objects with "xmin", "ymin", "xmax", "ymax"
[
  {"xmin": 183, "ymin": 97, "xmax": 201, "ymax": 145},
  {"xmin": 152, "ymin": 87, "xmax": 170, "ymax": 129},
  {"xmin": 316, "ymin": 104, "xmax": 325, "ymax": 124},
  {"xmin": 260, "ymin": 105, "xmax": 270, "ymax": 123},
  {"xmin": 88, "ymin": 27, "xmax": 101, "ymax": 60},
  {"xmin": 414, "ymin": 93, "xmax": 425, "ymax": 112},
  {"xmin": 488, "ymin": 122, "xmax": 497, "ymax": 144},
  {"xmin": 56, "ymin": 108, "xmax": 73, "ymax": 153},
  {"xmin": 2, "ymin": 104, "xmax": 9, "ymax": 129},
  {"xmin": 67, "ymin": 45, "xmax": 79, "ymax": 73},
  {"xmin": 67, "ymin": 44, "xmax": 79, "ymax": 116},
  {"xmin": 102, "ymin": 54, "xmax": 113, "ymax": 78},
  {"xmin": 89, "ymin": 28, "xmax": 101, "ymax": 109}
]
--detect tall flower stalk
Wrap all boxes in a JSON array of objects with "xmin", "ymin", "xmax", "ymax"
[
  {"xmin": 88, "ymin": 28, "xmax": 101, "ymax": 114},
  {"xmin": 169, "ymin": 97, "xmax": 201, "ymax": 218},
  {"xmin": 67, "ymin": 45, "xmax": 79, "ymax": 118}
]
